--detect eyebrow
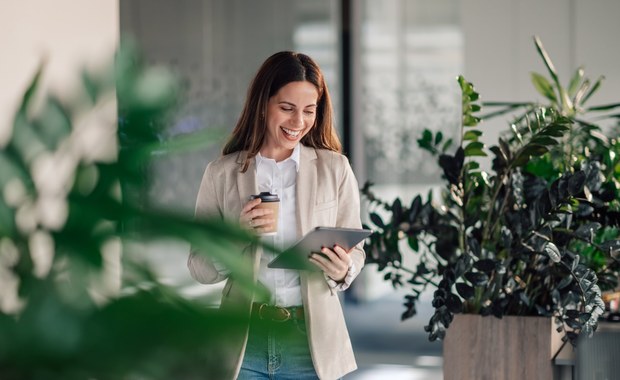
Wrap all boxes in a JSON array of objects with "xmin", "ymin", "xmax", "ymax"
[{"xmin": 278, "ymin": 101, "xmax": 317, "ymax": 108}]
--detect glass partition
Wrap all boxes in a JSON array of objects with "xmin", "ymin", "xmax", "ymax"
[{"xmin": 359, "ymin": 0, "xmax": 462, "ymax": 189}]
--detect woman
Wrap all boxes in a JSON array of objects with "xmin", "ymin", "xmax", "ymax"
[{"xmin": 188, "ymin": 51, "xmax": 365, "ymax": 380}]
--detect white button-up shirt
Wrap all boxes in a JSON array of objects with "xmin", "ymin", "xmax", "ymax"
[{"xmin": 255, "ymin": 144, "xmax": 302, "ymax": 307}]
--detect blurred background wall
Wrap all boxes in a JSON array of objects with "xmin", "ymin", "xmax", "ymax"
[
  {"xmin": 0, "ymin": 0, "xmax": 119, "ymax": 143},
  {"xmin": 2, "ymin": 0, "xmax": 620, "ymax": 301}
]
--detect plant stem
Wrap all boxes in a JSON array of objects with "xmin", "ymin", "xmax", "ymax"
[{"xmin": 482, "ymin": 171, "xmax": 507, "ymax": 242}]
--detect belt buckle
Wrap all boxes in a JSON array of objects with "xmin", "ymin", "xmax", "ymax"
[{"xmin": 258, "ymin": 303, "xmax": 291, "ymax": 322}]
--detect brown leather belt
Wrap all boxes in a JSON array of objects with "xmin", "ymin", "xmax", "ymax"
[{"xmin": 251, "ymin": 303, "xmax": 304, "ymax": 323}]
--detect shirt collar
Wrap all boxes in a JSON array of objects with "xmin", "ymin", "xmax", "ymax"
[{"xmin": 256, "ymin": 144, "xmax": 301, "ymax": 172}]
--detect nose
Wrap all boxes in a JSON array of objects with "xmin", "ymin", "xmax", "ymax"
[{"xmin": 291, "ymin": 110, "xmax": 304, "ymax": 127}]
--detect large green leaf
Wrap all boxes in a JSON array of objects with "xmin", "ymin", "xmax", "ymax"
[
  {"xmin": 567, "ymin": 67, "xmax": 584, "ymax": 97},
  {"xmin": 531, "ymin": 72, "xmax": 558, "ymax": 103},
  {"xmin": 580, "ymin": 75, "xmax": 604, "ymax": 105},
  {"xmin": 463, "ymin": 130, "xmax": 482, "ymax": 141},
  {"xmin": 464, "ymin": 141, "xmax": 487, "ymax": 157}
]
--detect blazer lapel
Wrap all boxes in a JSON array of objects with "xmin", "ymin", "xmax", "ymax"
[
  {"xmin": 235, "ymin": 151, "xmax": 260, "ymax": 281},
  {"xmin": 297, "ymin": 145, "xmax": 318, "ymax": 306},
  {"xmin": 235, "ymin": 151, "xmax": 258, "ymax": 203},
  {"xmin": 296, "ymin": 145, "xmax": 318, "ymax": 237}
]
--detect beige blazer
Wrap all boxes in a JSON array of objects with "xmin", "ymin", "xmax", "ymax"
[{"xmin": 188, "ymin": 144, "xmax": 365, "ymax": 380}]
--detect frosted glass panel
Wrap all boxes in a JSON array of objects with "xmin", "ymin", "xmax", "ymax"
[{"xmin": 360, "ymin": 0, "xmax": 463, "ymax": 185}]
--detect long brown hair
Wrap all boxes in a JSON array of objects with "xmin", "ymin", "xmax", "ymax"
[{"xmin": 222, "ymin": 51, "xmax": 341, "ymax": 171}]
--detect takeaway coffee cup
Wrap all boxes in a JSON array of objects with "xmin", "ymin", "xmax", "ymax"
[{"xmin": 250, "ymin": 192, "xmax": 280, "ymax": 236}]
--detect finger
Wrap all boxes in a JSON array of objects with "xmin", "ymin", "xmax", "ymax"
[
  {"xmin": 315, "ymin": 250, "xmax": 347, "ymax": 276},
  {"xmin": 251, "ymin": 217, "xmax": 275, "ymax": 228},
  {"xmin": 241, "ymin": 207, "xmax": 273, "ymax": 227},
  {"xmin": 241, "ymin": 198, "xmax": 262, "ymax": 214},
  {"xmin": 323, "ymin": 248, "xmax": 350, "ymax": 277},
  {"xmin": 331, "ymin": 245, "xmax": 350, "ymax": 261},
  {"xmin": 308, "ymin": 254, "xmax": 329, "ymax": 272},
  {"xmin": 310, "ymin": 255, "xmax": 345, "ymax": 280},
  {"xmin": 249, "ymin": 207, "xmax": 274, "ymax": 219},
  {"xmin": 240, "ymin": 199, "xmax": 262, "ymax": 226},
  {"xmin": 321, "ymin": 247, "xmax": 347, "ymax": 266}
]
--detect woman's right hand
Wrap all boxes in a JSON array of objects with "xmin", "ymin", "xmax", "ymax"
[{"xmin": 239, "ymin": 198, "xmax": 274, "ymax": 234}]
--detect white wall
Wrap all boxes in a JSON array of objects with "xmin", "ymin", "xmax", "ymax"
[{"xmin": 0, "ymin": 0, "xmax": 119, "ymax": 141}]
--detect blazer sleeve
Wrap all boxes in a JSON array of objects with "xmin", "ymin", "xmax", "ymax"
[
  {"xmin": 336, "ymin": 155, "xmax": 366, "ymax": 279},
  {"xmin": 187, "ymin": 161, "xmax": 230, "ymax": 284}
]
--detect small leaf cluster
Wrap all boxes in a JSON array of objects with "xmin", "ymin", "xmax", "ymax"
[{"xmin": 362, "ymin": 36, "xmax": 620, "ymax": 345}]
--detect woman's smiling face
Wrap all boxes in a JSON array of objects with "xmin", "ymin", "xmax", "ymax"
[{"xmin": 260, "ymin": 81, "xmax": 319, "ymax": 161}]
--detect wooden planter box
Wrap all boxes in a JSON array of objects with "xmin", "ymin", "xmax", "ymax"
[{"xmin": 443, "ymin": 314, "xmax": 563, "ymax": 380}]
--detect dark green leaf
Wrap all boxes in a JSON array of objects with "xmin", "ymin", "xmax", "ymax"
[
  {"xmin": 370, "ymin": 212, "xmax": 385, "ymax": 229},
  {"xmin": 473, "ymin": 259, "xmax": 496, "ymax": 273},
  {"xmin": 421, "ymin": 129, "xmax": 433, "ymax": 143},
  {"xmin": 600, "ymin": 240, "xmax": 620, "ymax": 252},
  {"xmin": 392, "ymin": 198, "xmax": 403, "ymax": 220},
  {"xmin": 408, "ymin": 236, "xmax": 419, "ymax": 251},
  {"xmin": 435, "ymin": 131, "xmax": 443, "ymax": 145},
  {"xmin": 464, "ymin": 271, "xmax": 489, "ymax": 286},
  {"xmin": 464, "ymin": 141, "xmax": 487, "ymax": 157},
  {"xmin": 571, "ymin": 255, "xmax": 580, "ymax": 271},
  {"xmin": 441, "ymin": 138, "xmax": 453, "ymax": 153},
  {"xmin": 467, "ymin": 238, "xmax": 481, "ymax": 257},
  {"xmin": 439, "ymin": 154, "xmax": 461, "ymax": 185},
  {"xmin": 454, "ymin": 255, "xmax": 472, "ymax": 278},
  {"xmin": 530, "ymin": 136, "xmax": 558, "ymax": 146},
  {"xmin": 544, "ymin": 123, "xmax": 570, "ymax": 137},
  {"xmin": 557, "ymin": 276, "xmax": 573, "ymax": 289},
  {"xmin": 544, "ymin": 242, "xmax": 562, "ymax": 263},
  {"xmin": 574, "ymin": 222, "xmax": 600, "ymax": 240},
  {"xmin": 587, "ymin": 102, "xmax": 620, "ymax": 112},
  {"xmin": 581, "ymin": 76, "xmax": 605, "ymax": 105},
  {"xmin": 409, "ymin": 195, "xmax": 422, "ymax": 223},
  {"xmin": 446, "ymin": 293, "xmax": 463, "ymax": 313},
  {"xmin": 567, "ymin": 171, "xmax": 586, "ymax": 196},
  {"xmin": 455, "ymin": 282, "xmax": 475, "ymax": 299}
]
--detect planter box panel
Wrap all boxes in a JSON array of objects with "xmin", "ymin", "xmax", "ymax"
[{"xmin": 444, "ymin": 314, "xmax": 556, "ymax": 380}]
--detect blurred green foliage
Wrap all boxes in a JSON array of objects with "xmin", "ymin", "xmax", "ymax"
[{"xmin": 0, "ymin": 42, "xmax": 259, "ymax": 379}]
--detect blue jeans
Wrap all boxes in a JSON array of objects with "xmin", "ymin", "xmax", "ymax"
[{"xmin": 237, "ymin": 317, "xmax": 319, "ymax": 380}]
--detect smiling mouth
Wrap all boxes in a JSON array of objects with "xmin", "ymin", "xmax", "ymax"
[{"xmin": 281, "ymin": 127, "xmax": 302, "ymax": 137}]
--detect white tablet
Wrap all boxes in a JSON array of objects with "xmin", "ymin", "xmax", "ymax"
[{"xmin": 267, "ymin": 227, "xmax": 373, "ymax": 271}]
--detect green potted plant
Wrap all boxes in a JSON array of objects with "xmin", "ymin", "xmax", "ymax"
[{"xmin": 362, "ymin": 36, "xmax": 620, "ymax": 377}]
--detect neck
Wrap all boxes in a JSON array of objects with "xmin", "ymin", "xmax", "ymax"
[{"xmin": 260, "ymin": 145, "xmax": 295, "ymax": 162}]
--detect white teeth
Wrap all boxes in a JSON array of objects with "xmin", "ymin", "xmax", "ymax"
[{"xmin": 282, "ymin": 127, "xmax": 301, "ymax": 137}]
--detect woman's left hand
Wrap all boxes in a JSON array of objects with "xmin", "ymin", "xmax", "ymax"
[{"xmin": 309, "ymin": 245, "xmax": 352, "ymax": 282}]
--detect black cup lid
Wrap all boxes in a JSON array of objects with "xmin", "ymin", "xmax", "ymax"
[{"xmin": 251, "ymin": 192, "xmax": 279, "ymax": 202}]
